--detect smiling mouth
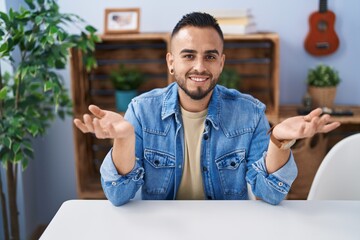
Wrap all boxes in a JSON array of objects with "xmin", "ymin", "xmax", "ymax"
[{"xmin": 189, "ymin": 76, "xmax": 209, "ymax": 82}]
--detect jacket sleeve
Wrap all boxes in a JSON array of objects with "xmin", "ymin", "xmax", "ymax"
[
  {"xmin": 100, "ymin": 100, "xmax": 145, "ymax": 206},
  {"xmin": 245, "ymin": 111, "xmax": 298, "ymax": 205}
]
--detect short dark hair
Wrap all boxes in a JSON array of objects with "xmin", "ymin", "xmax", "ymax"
[{"xmin": 171, "ymin": 12, "xmax": 224, "ymax": 43}]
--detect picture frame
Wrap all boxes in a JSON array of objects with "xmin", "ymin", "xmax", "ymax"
[{"xmin": 104, "ymin": 8, "xmax": 140, "ymax": 34}]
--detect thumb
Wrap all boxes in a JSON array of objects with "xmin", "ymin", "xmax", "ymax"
[{"xmin": 89, "ymin": 105, "xmax": 106, "ymax": 118}]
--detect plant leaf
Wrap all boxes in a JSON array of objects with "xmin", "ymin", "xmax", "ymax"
[
  {"xmin": 44, "ymin": 81, "xmax": 53, "ymax": 92},
  {"xmin": 85, "ymin": 25, "xmax": 97, "ymax": 33},
  {"xmin": 13, "ymin": 142, "xmax": 21, "ymax": 153},
  {"xmin": 4, "ymin": 137, "xmax": 12, "ymax": 149},
  {"xmin": 0, "ymin": 11, "xmax": 10, "ymax": 25},
  {"xmin": 0, "ymin": 86, "xmax": 9, "ymax": 99}
]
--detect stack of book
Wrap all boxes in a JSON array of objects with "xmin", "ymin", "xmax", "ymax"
[{"xmin": 208, "ymin": 9, "xmax": 256, "ymax": 35}]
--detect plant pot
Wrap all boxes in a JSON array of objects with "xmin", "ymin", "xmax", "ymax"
[
  {"xmin": 308, "ymin": 86, "xmax": 337, "ymax": 108},
  {"xmin": 115, "ymin": 90, "xmax": 137, "ymax": 112}
]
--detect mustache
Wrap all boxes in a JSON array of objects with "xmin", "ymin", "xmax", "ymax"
[{"xmin": 186, "ymin": 71, "xmax": 212, "ymax": 78}]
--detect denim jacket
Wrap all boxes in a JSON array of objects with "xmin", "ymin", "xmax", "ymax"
[{"xmin": 100, "ymin": 83, "xmax": 297, "ymax": 206}]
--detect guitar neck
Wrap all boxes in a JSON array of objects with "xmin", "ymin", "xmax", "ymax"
[{"xmin": 319, "ymin": 0, "xmax": 328, "ymax": 13}]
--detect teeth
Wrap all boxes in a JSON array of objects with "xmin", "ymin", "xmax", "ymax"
[{"xmin": 191, "ymin": 77, "xmax": 207, "ymax": 82}]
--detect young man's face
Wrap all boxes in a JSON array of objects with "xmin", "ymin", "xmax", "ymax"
[{"xmin": 167, "ymin": 26, "xmax": 225, "ymax": 100}]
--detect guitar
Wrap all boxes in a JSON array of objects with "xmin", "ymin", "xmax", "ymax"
[{"xmin": 304, "ymin": 0, "xmax": 339, "ymax": 56}]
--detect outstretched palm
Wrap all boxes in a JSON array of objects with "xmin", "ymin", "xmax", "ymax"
[
  {"xmin": 73, "ymin": 105, "xmax": 134, "ymax": 139},
  {"xmin": 273, "ymin": 108, "xmax": 340, "ymax": 141}
]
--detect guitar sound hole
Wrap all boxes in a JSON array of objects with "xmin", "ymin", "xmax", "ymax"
[{"xmin": 317, "ymin": 20, "xmax": 328, "ymax": 32}]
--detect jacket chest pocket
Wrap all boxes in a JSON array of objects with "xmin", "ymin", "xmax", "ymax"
[
  {"xmin": 215, "ymin": 150, "xmax": 247, "ymax": 197},
  {"xmin": 144, "ymin": 149, "xmax": 175, "ymax": 195}
]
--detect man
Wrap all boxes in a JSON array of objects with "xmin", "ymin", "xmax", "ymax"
[{"xmin": 74, "ymin": 12, "xmax": 340, "ymax": 205}]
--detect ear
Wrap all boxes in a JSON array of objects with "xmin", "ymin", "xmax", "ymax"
[{"xmin": 166, "ymin": 52, "xmax": 174, "ymax": 74}]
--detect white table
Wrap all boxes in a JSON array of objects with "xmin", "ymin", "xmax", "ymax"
[{"xmin": 40, "ymin": 200, "xmax": 360, "ymax": 240}]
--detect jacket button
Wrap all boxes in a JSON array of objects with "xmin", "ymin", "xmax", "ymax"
[
  {"xmin": 230, "ymin": 161, "xmax": 236, "ymax": 167},
  {"xmin": 202, "ymin": 166, "xmax": 208, "ymax": 172},
  {"xmin": 154, "ymin": 160, "xmax": 160, "ymax": 165},
  {"xmin": 203, "ymin": 135, "xmax": 209, "ymax": 140}
]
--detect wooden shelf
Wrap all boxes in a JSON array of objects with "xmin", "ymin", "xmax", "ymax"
[{"xmin": 278, "ymin": 105, "xmax": 360, "ymax": 124}]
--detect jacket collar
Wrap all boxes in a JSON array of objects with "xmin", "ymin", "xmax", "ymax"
[{"xmin": 161, "ymin": 82, "xmax": 220, "ymax": 130}]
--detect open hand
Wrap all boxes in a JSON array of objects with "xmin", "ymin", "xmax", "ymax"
[
  {"xmin": 273, "ymin": 108, "xmax": 341, "ymax": 141},
  {"xmin": 73, "ymin": 105, "xmax": 134, "ymax": 139}
]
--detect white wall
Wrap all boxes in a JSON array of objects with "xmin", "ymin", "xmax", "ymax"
[{"xmin": 2, "ymin": 0, "xmax": 359, "ymax": 239}]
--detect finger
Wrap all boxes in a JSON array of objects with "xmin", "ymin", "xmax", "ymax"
[
  {"xmin": 93, "ymin": 118, "xmax": 107, "ymax": 139},
  {"xmin": 303, "ymin": 108, "xmax": 322, "ymax": 122},
  {"xmin": 302, "ymin": 117, "xmax": 319, "ymax": 138},
  {"xmin": 320, "ymin": 121, "xmax": 341, "ymax": 133},
  {"xmin": 317, "ymin": 114, "xmax": 331, "ymax": 128},
  {"xmin": 310, "ymin": 116, "xmax": 320, "ymax": 127},
  {"xmin": 73, "ymin": 119, "xmax": 89, "ymax": 133},
  {"xmin": 83, "ymin": 114, "xmax": 94, "ymax": 132},
  {"xmin": 89, "ymin": 105, "xmax": 106, "ymax": 119}
]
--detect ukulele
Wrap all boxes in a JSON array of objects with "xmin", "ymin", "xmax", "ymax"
[{"xmin": 304, "ymin": 0, "xmax": 339, "ymax": 56}]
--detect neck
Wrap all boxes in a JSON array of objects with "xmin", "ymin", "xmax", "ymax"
[
  {"xmin": 178, "ymin": 89, "xmax": 212, "ymax": 112},
  {"xmin": 319, "ymin": 0, "xmax": 328, "ymax": 13}
]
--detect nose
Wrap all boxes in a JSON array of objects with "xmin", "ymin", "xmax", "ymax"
[{"xmin": 193, "ymin": 58, "xmax": 207, "ymax": 73}]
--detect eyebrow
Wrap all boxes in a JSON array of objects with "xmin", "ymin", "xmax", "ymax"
[{"xmin": 179, "ymin": 49, "xmax": 220, "ymax": 55}]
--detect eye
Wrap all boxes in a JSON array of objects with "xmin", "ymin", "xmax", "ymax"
[
  {"xmin": 183, "ymin": 54, "xmax": 194, "ymax": 60},
  {"xmin": 205, "ymin": 55, "xmax": 216, "ymax": 61}
]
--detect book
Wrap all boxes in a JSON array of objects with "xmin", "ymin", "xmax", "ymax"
[
  {"xmin": 207, "ymin": 9, "xmax": 251, "ymax": 18},
  {"xmin": 207, "ymin": 9, "xmax": 257, "ymax": 34},
  {"xmin": 220, "ymin": 23, "xmax": 257, "ymax": 35},
  {"xmin": 217, "ymin": 16, "xmax": 253, "ymax": 26}
]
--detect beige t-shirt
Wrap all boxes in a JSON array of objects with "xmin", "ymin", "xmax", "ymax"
[{"xmin": 176, "ymin": 107, "xmax": 208, "ymax": 200}]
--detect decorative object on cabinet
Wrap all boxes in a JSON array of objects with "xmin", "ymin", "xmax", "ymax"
[
  {"xmin": 207, "ymin": 9, "xmax": 256, "ymax": 35},
  {"xmin": 218, "ymin": 67, "xmax": 241, "ymax": 89},
  {"xmin": 304, "ymin": 0, "xmax": 339, "ymax": 56},
  {"xmin": 110, "ymin": 64, "xmax": 144, "ymax": 112},
  {"xmin": 70, "ymin": 32, "xmax": 280, "ymax": 198},
  {"xmin": 307, "ymin": 64, "xmax": 340, "ymax": 108},
  {"xmin": 104, "ymin": 8, "xmax": 140, "ymax": 34}
]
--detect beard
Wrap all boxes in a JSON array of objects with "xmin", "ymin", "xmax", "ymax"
[{"xmin": 175, "ymin": 71, "xmax": 217, "ymax": 100}]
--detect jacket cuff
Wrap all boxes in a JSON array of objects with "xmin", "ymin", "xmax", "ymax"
[
  {"xmin": 252, "ymin": 151, "xmax": 298, "ymax": 193},
  {"xmin": 100, "ymin": 148, "xmax": 144, "ymax": 184}
]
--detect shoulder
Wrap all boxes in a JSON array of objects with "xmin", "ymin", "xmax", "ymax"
[
  {"xmin": 132, "ymin": 82, "xmax": 176, "ymax": 105},
  {"xmin": 126, "ymin": 83, "xmax": 177, "ymax": 121},
  {"xmin": 136, "ymin": 83, "xmax": 175, "ymax": 99},
  {"xmin": 216, "ymin": 85, "xmax": 266, "ymax": 111},
  {"xmin": 214, "ymin": 85, "xmax": 267, "ymax": 136}
]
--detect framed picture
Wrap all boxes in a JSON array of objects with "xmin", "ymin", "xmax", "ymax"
[{"xmin": 104, "ymin": 8, "xmax": 140, "ymax": 34}]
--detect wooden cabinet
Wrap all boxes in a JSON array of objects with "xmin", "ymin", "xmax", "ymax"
[
  {"xmin": 70, "ymin": 32, "xmax": 280, "ymax": 198},
  {"xmin": 224, "ymin": 33, "xmax": 279, "ymax": 123}
]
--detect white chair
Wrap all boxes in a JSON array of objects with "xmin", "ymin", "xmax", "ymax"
[{"xmin": 307, "ymin": 133, "xmax": 360, "ymax": 200}]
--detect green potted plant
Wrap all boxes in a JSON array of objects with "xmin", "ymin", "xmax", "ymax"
[
  {"xmin": 0, "ymin": 0, "xmax": 99, "ymax": 239},
  {"xmin": 110, "ymin": 64, "xmax": 144, "ymax": 112},
  {"xmin": 307, "ymin": 64, "xmax": 341, "ymax": 108},
  {"xmin": 218, "ymin": 67, "xmax": 241, "ymax": 89}
]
